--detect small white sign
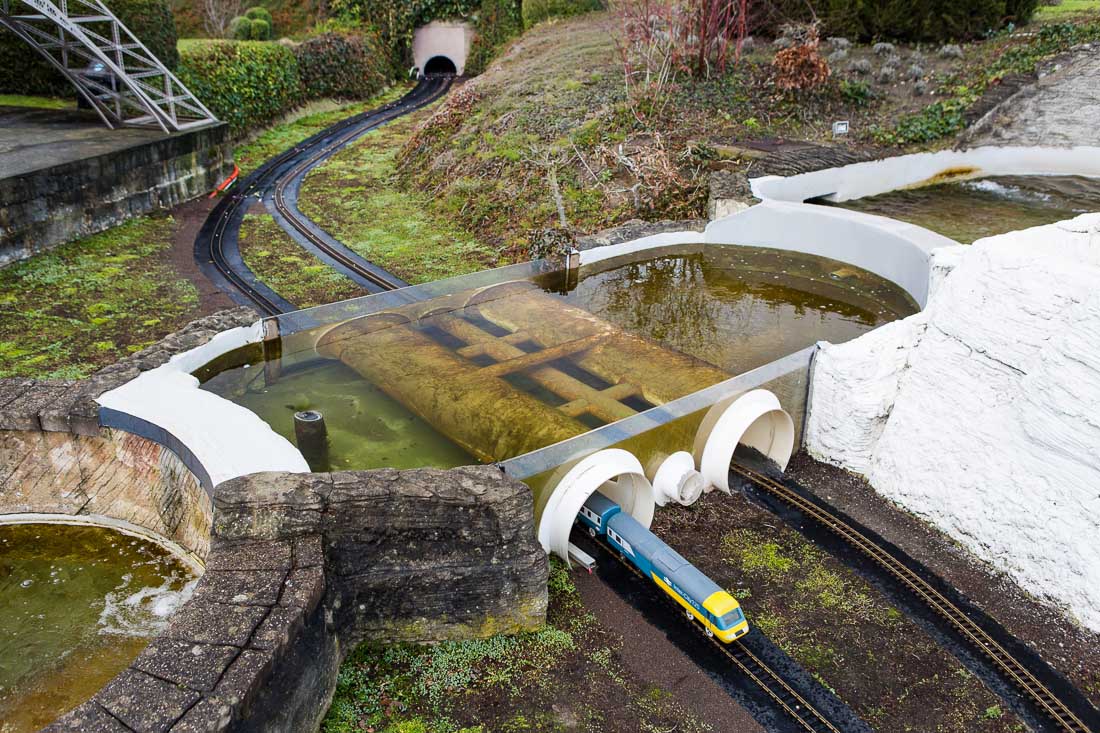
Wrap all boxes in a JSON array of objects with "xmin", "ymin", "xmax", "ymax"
[{"xmin": 832, "ymin": 120, "xmax": 850, "ymax": 136}]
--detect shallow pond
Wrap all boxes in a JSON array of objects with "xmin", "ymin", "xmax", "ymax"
[
  {"xmin": 201, "ymin": 245, "xmax": 916, "ymax": 472},
  {"xmin": 0, "ymin": 523, "xmax": 196, "ymax": 732},
  {"xmin": 821, "ymin": 175, "xmax": 1100, "ymax": 243}
]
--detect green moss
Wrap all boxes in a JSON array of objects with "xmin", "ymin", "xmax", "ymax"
[
  {"xmin": 0, "ymin": 94, "xmax": 72, "ymax": 110},
  {"xmin": 0, "ymin": 216, "xmax": 200, "ymax": 379},
  {"xmin": 299, "ymin": 104, "xmax": 499, "ymax": 284},
  {"xmin": 238, "ymin": 213, "xmax": 364, "ymax": 308}
]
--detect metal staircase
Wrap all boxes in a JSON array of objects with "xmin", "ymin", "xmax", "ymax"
[{"xmin": 0, "ymin": 0, "xmax": 217, "ymax": 132}]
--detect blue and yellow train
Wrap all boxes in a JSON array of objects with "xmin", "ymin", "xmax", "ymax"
[{"xmin": 577, "ymin": 491, "xmax": 749, "ymax": 643}]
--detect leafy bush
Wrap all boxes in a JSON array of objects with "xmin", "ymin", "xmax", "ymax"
[
  {"xmin": 249, "ymin": 19, "xmax": 272, "ymax": 40},
  {"xmin": 172, "ymin": 0, "xmax": 321, "ymax": 38},
  {"xmin": 762, "ymin": 0, "xmax": 1040, "ymax": 42},
  {"xmin": 245, "ymin": 6, "xmax": 275, "ymax": 26},
  {"xmin": 0, "ymin": 0, "xmax": 179, "ymax": 95},
  {"xmin": 177, "ymin": 41, "xmax": 301, "ymax": 134},
  {"xmin": 521, "ymin": 0, "xmax": 603, "ymax": 28},
  {"xmin": 466, "ymin": 0, "xmax": 523, "ymax": 75},
  {"xmin": 229, "ymin": 16, "xmax": 252, "ymax": 40},
  {"xmin": 294, "ymin": 33, "xmax": 391, "ymax": 99},
  {"xmin": 772, "ymin": 28, "xmax": 830, "ymax": 91}
]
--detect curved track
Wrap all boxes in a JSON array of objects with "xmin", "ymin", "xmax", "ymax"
[
  {"xmin": 730, "ymin": 462, "xmax": 1100, "ymax": 733},
  {"xmin": 586, "ymin": 533, "xmax": 851, "ymax": 733},
  {"xmin": 195, "ymin": 76, "xmax": 453, "ymax": 315}
]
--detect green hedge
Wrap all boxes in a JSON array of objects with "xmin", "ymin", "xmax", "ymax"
[
  {"xmin": 521, "ymin": 0, "xmax": 602, "ymax": 29},
  {"xmin": 0, "ymin": 0, "xmax": 178, "ymax": 96},
  {"xmin": 177, "ymin": 41, "xmax": 301, "ymax": 135},
  {"xmin": 466, "ymin": 0, "xmax": 522, "ymax": 75},
  {"xmin": 764, "ymin": 0, "xmax": 1040, "ymax": 41},
  {"xmin": 294, "ymin": 33, "xmax": 391, "ymax": 100}
]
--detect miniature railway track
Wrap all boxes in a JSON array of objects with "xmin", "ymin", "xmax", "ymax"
[
  {"xmin": 589, "ymin": 534, "xmax": 844, "ymax": 733},
  {"xmin": 729, "ymin": 462, "xmax": 1094, "ymax": 733},
  {"xmin": 195, "ymin": 75, "xmax": 452, "ymax": 315}
]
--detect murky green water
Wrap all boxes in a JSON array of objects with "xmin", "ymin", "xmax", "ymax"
[
  {"xmin": 0, "ymin": 523, "xmax": 197, "ymax": 732},
  {"xmin": 201, "ymin": 245, "xmax": 914, "ymax": 472},
  {"xmin": 823, "ymin": 175, "xmax": 1100, "ymax": 243}
]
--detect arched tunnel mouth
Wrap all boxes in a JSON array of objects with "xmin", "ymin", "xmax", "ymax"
[{"xmin": 423, "ymin": 55, "xmax": 458, "ymax": 76}]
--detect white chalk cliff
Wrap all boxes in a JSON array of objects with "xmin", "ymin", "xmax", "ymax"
[{"xmin": 805, "ymin": 213, "xmax": 1100, "ymax": 631}]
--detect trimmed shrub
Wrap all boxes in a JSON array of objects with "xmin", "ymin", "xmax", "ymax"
[
  {"xmin": 761, "ymin": 0, "xmax": 1040, "ymax": 42},
  {"xmin": 521, "ymin": 0, "xmax": 602, "ymax": 29},
  {"xmin": 294, "ymin": 33, "xmax": 391, "ymax": 99},
  {"xmin": 0, "ymin": 0, "xmax": 179, "ymax": 95},
  {"xmin": 466, "ymin": 0, "xmax": 522, "ymax": 75},
  {"xmin": 245, "ymin": 6, "xmax": 275, "ymax": 26},
  {"xmin": 229, "ymin": 16, "xmax": 253, "ymax": 40},
  {"xmin": 177, "ymin": 40, "xmax": 301, "ymax": 134},
  {"xmin": 249, "ymin": 19, "xmax": 272, "ymax": 40}
]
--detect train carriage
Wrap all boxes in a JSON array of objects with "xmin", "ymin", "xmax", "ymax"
[{"xmin": 578, "ymin": 492, "xmax": 749, "ymax": 643}]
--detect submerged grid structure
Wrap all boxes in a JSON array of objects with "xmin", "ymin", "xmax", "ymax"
[{"xmin": 0, "ymin": 0, "xmax": 217, "ymax": 131}]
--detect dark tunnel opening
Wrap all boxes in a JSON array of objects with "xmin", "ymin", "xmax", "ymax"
[{"xmin": 423, "ymin": 55, "xmax": 458, "ymax": 76}]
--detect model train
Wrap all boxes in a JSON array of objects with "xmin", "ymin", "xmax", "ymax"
[{"xmin": 577, "ymin": 491, "xmax": 749, "ymax": 643}]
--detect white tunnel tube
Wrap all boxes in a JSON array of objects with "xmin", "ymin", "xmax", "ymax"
[
  {"xmin": 537, "ymin": 449, "xmax": 656, "ymax": 565},
  {"xmin": 695, "ymin": 389, "xmax": 795, "ymax": 494},
  {"xmin": 652, "ymin": 451, "xmax": 704, "ymax": 507}
]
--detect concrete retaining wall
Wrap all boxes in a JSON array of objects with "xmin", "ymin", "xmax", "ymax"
[
  {"xmin": 44, "ymin": 466, "xmax": 547, "ymax": 733},
  {"xmin": 0, "ymin": 121, "xmax": 232, "ymax": 266}
]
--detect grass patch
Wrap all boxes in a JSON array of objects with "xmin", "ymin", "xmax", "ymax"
[
  {"xmin": 237, "ymin": 212, "xmax": 365, "ymax": 308},
  {"xmin": 233, "ymin": 86, "xmax": 410, "ymax": 177},
  {"xmin": 299, "ymin": 102, "xmax": 500, "ymax": 284},
  {"xmin": 0, "ymin": 216, "xmax": 200, "ymax": 379},
  {"xmin": 0, "ymin": 94, "xmax": 72, "ymax": 110},
  {"xmin": 1036, "ymin": 0, "xmax": 1100, "ymax": 19},
  {"xmin": 323, "ymin": 559, "xmax": 711, "ymax": 733}
]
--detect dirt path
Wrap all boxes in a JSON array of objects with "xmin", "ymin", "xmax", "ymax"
[
  {"xmin": 967, "ymin": 45, "xmax": 1100, "ymax": 146},
  {"xmin": 171, "ymin": 197, "xmax": 237, "ymax": 315}
]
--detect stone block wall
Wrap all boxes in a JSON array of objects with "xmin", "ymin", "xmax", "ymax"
[
  {"xmin": 45, "ymin": 466, "xmax": 548, "ymax": 733},
  {"xmin": 0, "ymin": 122, "xmax": 233, "ymax": 265}
]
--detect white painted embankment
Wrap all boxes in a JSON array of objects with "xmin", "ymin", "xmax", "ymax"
[
  {"xmin": 805, "ymin": 213, "xmax": 1100, "ymax": 632},
  {"xmin": 751, "ymin": 144, "xmax": 1100, "ymax": 203},
  {"xmin": 97, "ymin": 321, "xmax": 310, "ymax": 487}
]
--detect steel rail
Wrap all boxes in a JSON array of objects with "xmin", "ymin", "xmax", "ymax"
[
  {"xmin": 270, "ymin": 75, "xmax": 453, "ymax": 292},
  {"xmin": 197, "ymin": 76, "xmax": 452, "ymax": 315},
  {"xmin": 729, "ymin": 462, "xmax": 1093, "ymax": 733},
  {"xmin": 589, "ymin": 534, "xmax": 843, "ymax": 733}
]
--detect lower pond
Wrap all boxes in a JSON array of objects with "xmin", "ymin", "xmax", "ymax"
[
  {"xmin": 200, "ymin": 245, "xmax": 916, "ymax": 472},
  {"xmin": 820, "ymin": 175, "xmax": 1100, "ymax": 243},
  {"xmin": 0, "ymin": 523, "xmax": 197, "ymax": 732}
]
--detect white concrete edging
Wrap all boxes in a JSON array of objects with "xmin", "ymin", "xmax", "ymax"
[
  {"xmin": 750, "ymin": 145, "xmax": 1100, "ymax": 203},
  {"xmin": 577, "ymin": 201, "xmax": 951, "ymax": 308},
  {"xmin": 97, "ymin": 321, "xmax": 310, "ymax": 488}
]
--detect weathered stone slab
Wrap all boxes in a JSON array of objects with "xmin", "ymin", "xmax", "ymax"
[
  {"xmin": 163, "ymin": 601, "xmax": 268, "ymax": 648},
  {"xmin": 43, "ymin": 702, "xmax": 133, "ymax": 732},
  {"xmin": 0, "ymin": 380, "xmax": 73, "ymax": 430},
  {"xmin": 205, "ymin": 539, "xmax": 293, "ymax": 572},
  {"xmin": 132, "ymin": 639, "xmax": 239, "ymax": 693},
  {"xmin": 95, "ymin": 669, "xmax": 201, "ymax": 733},
  {"xmin": 192, "ymin": 569, "xmax": 287, "ymax": 607}
]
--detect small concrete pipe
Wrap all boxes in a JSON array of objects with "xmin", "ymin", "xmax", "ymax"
[
  {"xmin": 651, "ymin": 451, "xmax": 704, "ymax": 507},
  {"xmin": 694, "ymin": 389, "xmax": 795, "ymax": 493},
  {"xmin": 294, "ymin": 410, "xmax": 330, "ymax": 472}
]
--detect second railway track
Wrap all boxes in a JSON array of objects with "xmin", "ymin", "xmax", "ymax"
[{"xmin": 730, "ymin": 461, "xmax": 1099, "ymax": 733}]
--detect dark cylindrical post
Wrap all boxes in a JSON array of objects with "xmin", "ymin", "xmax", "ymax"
[{"xmin": 294, "ymin": 410, "xmax": 330, "ymax": 472}]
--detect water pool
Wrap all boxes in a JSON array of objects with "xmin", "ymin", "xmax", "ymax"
[
  {"xmin": 821, "ymin": 175, "xmax": 1100, "ymax": 243},
  {"xmin": 200, "ymin": 245, "xmax": 916, "ymax": 472},
  {"xmin": 0, "ymin": 523, "xmax": 196, "ymax": 731}
]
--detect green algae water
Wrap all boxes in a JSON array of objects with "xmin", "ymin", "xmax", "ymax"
[
  {"xmin": 0, "ymin": 523, "xmax": 197, "ymax": 732},
  {"xmin": 823, "ymin": 175, "xmax": 1100, "ymax": 243},
  {"xmin": 201, "ymin": 245, "xmax": 914, "ymax": 472}
]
